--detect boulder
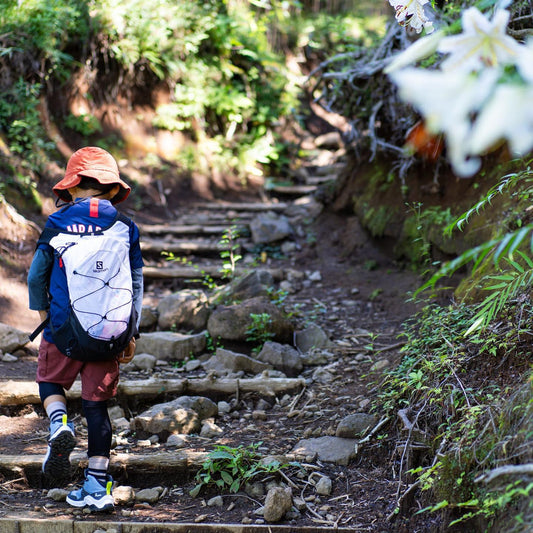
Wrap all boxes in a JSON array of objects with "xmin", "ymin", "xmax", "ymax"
[
  {"xmin": 131, "ymin": 396, "xmax": 217, "ymax": 436},
  {"xmin": 207, "ymin": 297, "xmax": 293, "ymax": 343},
  {"xmin": 135, "ymin": 331, "xmax": 206, "ymax": 361},
  {"xmin": 213, "ymin": 347, "xmax": 272, "ymax": 374},
  {"xmin": 250, "ymin": 212, "xmax": 292, "ymax": 244},
  {"xmin": 292, "ymin": 436, "xmax": 357, "ymax": 466},
  {"xmin": 157, "ymin": 289, "xmax": 209, "ymax": 331},
  {"xmin": 0, "ymin": 323, "xmax": 29, "ymax": 352},
  {"xmin": 255, "ymin": 341, "xmax": 302, "ymax": 377}
]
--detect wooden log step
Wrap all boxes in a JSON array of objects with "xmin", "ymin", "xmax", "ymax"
[
  {"xmin": 139, "ymin": 223, "xmax": 247, "ymax": 236},
  {"xmin": 0, "ymin": 450, "xmax": 207, "ymax": 477},
  {"xmin": 142, "ymin": 265, "xmax": 285, "ymax": 281},
  {"xmin": 141, "ymin": 239, "xmax": 243, "ymax": 254},
  {"xmin": 193, "ymin": 201, "xmax": 288, "ymax": 212},
  {"xmin": 268, "ymin": 185, "xmax": 317, "ymax": 195},
  {"xmin": 0, "ymin": 376, "xmax": 305, "ymax": 406},
  {"xmin": 311, "ymin": 162, "xmax": 345, "ymax": 176},
  {"xmin": 306, "ymin": 175, "xmax": 336, "ymax": 185}
]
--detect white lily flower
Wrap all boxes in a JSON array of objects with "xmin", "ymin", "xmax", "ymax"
[
  {"xmin": 516, "ymin": 39, "xmax": 533, "ymax": 83},
  {"xmin": 438, "ymin": 8, "xmax": 523, "ymax": 72},
  {"xmin": 389, "ymin": 0, "xmax": 435, "ymax": 34},
  {"xmin": 469, "ymin": 84, "xmax": 533, "ymax": 156},
  {"xmin": 390, "ymin": 67, "xmax": 499, "ymax": 176},
  {"xmin": 384, "ymin": 30, "xmax": 444, "ymax": 74}
]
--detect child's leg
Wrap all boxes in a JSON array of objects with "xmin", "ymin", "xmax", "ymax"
[
  {"xmin": 66, "ymin": 399, "xmax": 114, "ymax": 511},
  {"xmin": 39, "ymin": 382, "xmax": 76, "ymax": 483},
  {"xmin": 83, "ymin": 399, "xmax": 112, "ymax": 482},
  {"xmin": 66, "ymin": 362, "xmax": 119, "ymax": 511}
]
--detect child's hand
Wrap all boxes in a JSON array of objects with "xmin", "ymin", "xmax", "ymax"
[{"xmin": 117, "ymin": 338, "xmax": 136, "ymax": 364}]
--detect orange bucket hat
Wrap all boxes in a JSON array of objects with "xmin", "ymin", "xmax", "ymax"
[{"xmin": 53, "ymin": 147, "xmax": 131, "ymax": 204}]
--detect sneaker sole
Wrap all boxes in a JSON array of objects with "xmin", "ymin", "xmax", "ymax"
[
  {"xmin": 43, "ymin": 429, "xmax": 76, "ymax": 482},
  {"xmin": 66, "ymin": 493, "xmax": 114, "ymax": 512}
]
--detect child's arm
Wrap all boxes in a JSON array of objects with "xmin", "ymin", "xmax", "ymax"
[{"xmin": 27, "ymin": 248, "xmax": 53, "ymax": 316}]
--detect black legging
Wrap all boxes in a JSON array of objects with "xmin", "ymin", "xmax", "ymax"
[{"xmin": 82, "ymin": 399, "xmax": 112, "ymax": 458}]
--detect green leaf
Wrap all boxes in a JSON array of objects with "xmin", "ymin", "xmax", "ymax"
[
  {"xmin": 189, "ymin": 484, "xmax": 203, "ymax": 497},
  {"xmin": 221, "ymin": 471, "xmax": 234, "ymax": 485},
  {"xmin": 230, "ymin": 479, "xmax": 241, "ymax": 493}
]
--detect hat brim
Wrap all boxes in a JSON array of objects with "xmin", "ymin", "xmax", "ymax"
[{"xmin": 53, "ymin": 170, "xmax": 131, "ymax": 205}]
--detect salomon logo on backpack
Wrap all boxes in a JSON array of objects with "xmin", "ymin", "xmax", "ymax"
[{"xmin": 34, "ymin": 213, "xmax": 138, "ymax": 361}]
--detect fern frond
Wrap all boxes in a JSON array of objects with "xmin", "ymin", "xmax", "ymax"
[
  {"xmin": 466, "ymin": 259, "xmax": 533, "ymax": 335},
  {"xmin": 445, "ymin": 173, "xmax": 520, "ymax": 236},
  {"xmin": 416, "ymin": 224, "xmax": 533, "ymax": 296}
]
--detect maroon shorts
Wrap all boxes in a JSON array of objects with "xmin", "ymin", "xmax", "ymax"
[{"xmin": 36, "ymin": 338, "xmax": 120, "ymax": 402}]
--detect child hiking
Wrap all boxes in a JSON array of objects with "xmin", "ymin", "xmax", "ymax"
[{"xmin": 27, "ymin": 146, "xmax": 144, "ymax": 511}]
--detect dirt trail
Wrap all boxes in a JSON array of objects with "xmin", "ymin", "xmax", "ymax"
[{"xmin": 0, "ymin": 149, "xmax": 428, "ymax": 530}]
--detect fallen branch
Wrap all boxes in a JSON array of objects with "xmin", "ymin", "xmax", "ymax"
[{"xmin": 475, "ymin": 464, "xmax": 533, "ymax": 485}]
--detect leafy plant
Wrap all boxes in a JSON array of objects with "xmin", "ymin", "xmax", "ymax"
[
  {"xmin": 190, "ymin": 443, "xmax": 290, "ymax": 497},
  {"xmin": 245, "ymin": 313, "xmax": 275, "ymax": 352},
  {"xmin": 219, "ymin": 225, "xmax": 242, "ymax": 280},
  {"xmin": 64, "ymin": 113, "xmax": 102, "ymax": 137}
]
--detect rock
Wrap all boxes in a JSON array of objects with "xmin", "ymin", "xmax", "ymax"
[
  {"xmin": 294, "ymin": 324, "xmax": 333, "ymax": 353},
  {"xmin": 131, "ymin": 396, "xmax": 217, "ymax": 436},
  {"xmin": 336, "ymin": 413, "xmax": 378, "ymax": 438},
  {"xmin": 252, "ymin": 410, "xmax": 267, "ymax": 420},
  {"xmin": 0, "ymin": 323, "xmax": 29, "ymax": 352},
  {"xmin": 292, "ymin": 436, "xmax": 358, "ymax": 466},
  {"xmin": 185, "ymin": 359, "xmax": 202, "ymax": 372},
  {"xmin": 250, "ymin": 212, "xmax": 293, "ymax": 244},
  {"xmin": 135, "ymin": 487, "xmax": 163, "ymax": 504},
  {"xmin": 315, "ymin": 476, "xmax": 333, "ymax": 495},
  {"xmin": 300, "ymin": 347, "xmax": 331, "ymax": 366},
  {"xmin": 370, "ymin": 358, "xmax": 390, "ymax": 371},
  {"xmin": 112, "ymin": 417, "xmax": 131, "ymax": 433},
  {"xmin": 113, "ymin": 485, "xmax": 136, "ymax": 505},
  {"xmin": 212, "ymin": 270, "xmax": 275, "ymax": 304},
  {"xmin": 263, "ymin": 486, "xmax": 293, "ymax": 523},
  {"xmin": 214, "ymin": 347, "xmax": 272, "ymax": 374},
  {"xmin": 200, "ymin": 420, "xmax": 223, "ymax": 438},
  {"xmin": 108, "ymin": 405, "xmax": 125, "ymax": 420},
  {"xmin": 307, "ymin": 270, "xmax": 322, "ymax": 282},
  {"xmin": 135, "ymin": 331, "xmax": 206, "ymax": 362},
  {"xmin": 157, "ymin": 289, "xmax": 209, "ymax": 331},
  {"xmin": 281, "ymin": 241, "xmax": 298, "ymax": 254},
  {"xmin": 207, "ymin": 297, "xmax": 294, "ymax": 343},
  {"xmin": 139, "ymin": 305, "xmax": 158, "ymax": 330},
  {"xmin": 245, "ymin": 481, "xmax": 265, "ymax": 498},
  {"xmin": 255, "ymin": 341, "xmax": 302, "ymax": 377},
  {"xmin": 207, "ymin": 496, "xmax": 224, "ymax": 507},
  {"xmin": 293, "ymin": 496, "xmax": 307, "ymax": 511},
  {"xmin": 311, "ymin": 367, "xmax": 335, "ymax": 383},
  {"xmin": 131, "ymin": 353, "xmax": 157, "ymax": 371},
  {"xmin": 255, "ymin": 398, "xmax": 273, "ymax": 411},
  {"xmin": 217, "ymin": 401, "xmax": 232, "ymax": 414},
  {"xmin": 47, "ymin": 488, "xmax": 68, "ymax": 501},
  {"xmin": 1, "ymin": 353, "xmax": 18, "ymax": 362},
  {"xmin": 166, "ymin": 434, "xmax": 187, "ymax": 447}
]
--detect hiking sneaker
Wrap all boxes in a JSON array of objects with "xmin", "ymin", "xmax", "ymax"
[
  {"xmin": 42, "ymin": 414, "xmax": 76, "ymax": 483},
  {"xmin": 66, "ymin": 472, "xmax": 115, "ymax": 511}
]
